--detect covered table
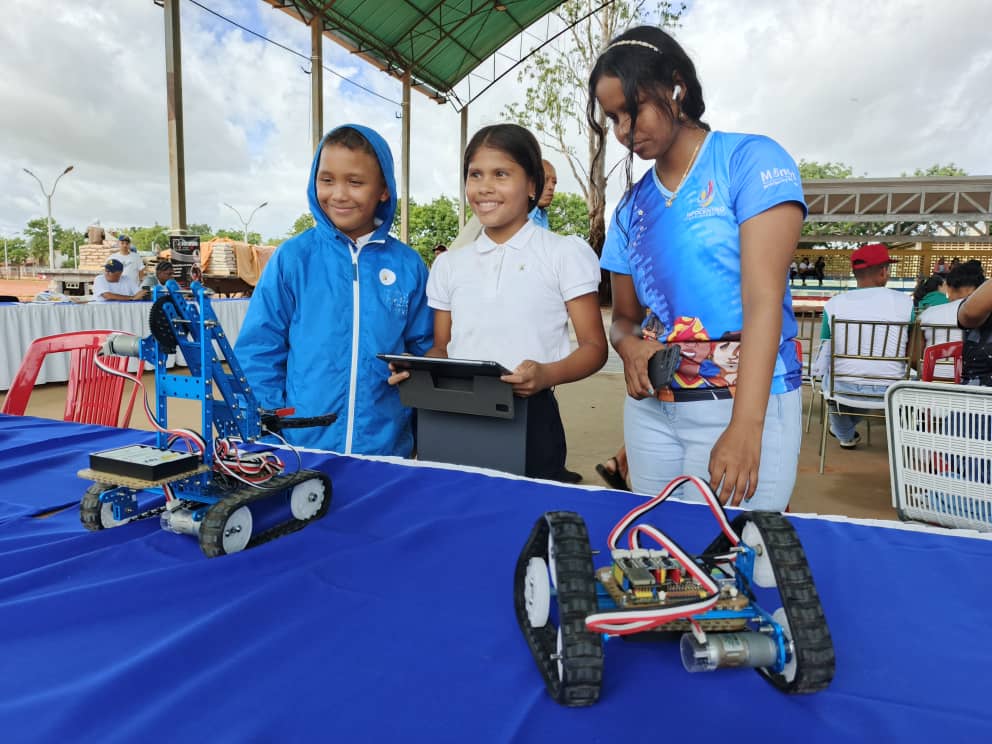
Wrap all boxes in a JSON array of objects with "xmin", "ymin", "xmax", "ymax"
[
  {"xmin": 0, "ymin": 414, "xmax": 990, "ymax": 741},
  {"xmin": 0, "ymin": 299, "xmax": 250, "ymax": 390}
]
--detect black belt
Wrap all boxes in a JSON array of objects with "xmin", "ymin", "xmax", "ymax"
[{"xmin": 668, "ymin": 388, "xmax": 734, "ymax": 402}]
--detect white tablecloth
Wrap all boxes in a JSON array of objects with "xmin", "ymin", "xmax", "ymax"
[{"xmin": 0, "ymin": 299, "xmax": 250, "ymax": 391}]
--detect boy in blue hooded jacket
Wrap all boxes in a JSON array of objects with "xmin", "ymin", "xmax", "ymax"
[{"xmin": 236, "ymin": 124, "xmax": 433, "ymax": 456}]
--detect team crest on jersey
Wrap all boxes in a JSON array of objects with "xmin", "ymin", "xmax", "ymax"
[
  {"xmin": 698, "ymin": 180, "xmax": 715, "ymax": 207},
  {"xmin": 379, "ymin": 268, "xmax": 396, "ymax": 286}
]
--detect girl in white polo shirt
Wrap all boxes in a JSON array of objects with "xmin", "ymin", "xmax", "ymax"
[{"xmin": 424, "ymin": 124, "xmax": 608, "ymax": 480}]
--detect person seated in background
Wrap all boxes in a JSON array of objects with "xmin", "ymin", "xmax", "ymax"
[
  {"xmin": 818, "ymin": 243, "xmax": 912, "ymax": 448},
  {"xmin": 918, "ymin": 260, "xmax": 985, "ymax": 350},
  {"xmin": 957, "ymin": 271, "xmax": 992, "ymax": 387},
  {"xmin": 92, "ymin": 259, "xmax": 147, "ymax": 302},
  {"xmin": 141, "ymin": 260, "xmax": 174, "ymax": 291},
  {"xmin": 913, "ymin": 273, "xmax": 947, "ymax": 313}
]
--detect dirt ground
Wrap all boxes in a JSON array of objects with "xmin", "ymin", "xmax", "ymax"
[{"xmin": 0, "ymin": 278, "xmax": 48, "ymax": 300}]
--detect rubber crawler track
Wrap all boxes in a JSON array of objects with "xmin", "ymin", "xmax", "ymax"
[
  {"xmin": 198, "ymin": 469, "xmax": 332, "ymax": 557},
  {"xmin": 705, "ymin": 511, "xmax": 835, "ymax": 693},
  {"xmin": 80, "ymin": 470, "xmax": 332, "ymax": 558},
  {"xmin": 514, "ymin": 511, "xmax": 604, "ymax": 707}
]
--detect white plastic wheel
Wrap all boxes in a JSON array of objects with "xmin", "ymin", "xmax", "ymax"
[
  {"xmin": 100, "ymin": 502, "xmax": 130, "ymax": 529},
  {"xmin": 524, "ymin": 557, "xmax": 551, "ymax": 627},
  {"xmin": 742, "ymin": 521, "xmax": 777, "ymax": 588},
  {"xmin": 290, "ymin": 478, "xmax": 326, "ymax": 520},
  {"xmin": 221, "ymin": 506, "xmax": 253, "ymax": 554},
  {"xmin": 772, "ymin": 608, "xmax": 798, "ymax": 682}
]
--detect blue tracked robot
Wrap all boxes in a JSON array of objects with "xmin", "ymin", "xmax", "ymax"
[
  {"xmin": 514, "ymin": 476, "xmax": 835, "ymax": 706},
  {"xmin": 79, "ymin": 280, "xmax": 334, "ymax": 557}
]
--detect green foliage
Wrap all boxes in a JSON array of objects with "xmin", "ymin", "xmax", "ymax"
[
  {"xmin": 289, "ymin": 213, "xmax": 316, "ymax": 237},
  {"xmin": 547, "ymin": 192, "xmax": 590, "ymax": 239},
  {"xmin": 186, "ymin": 223, "xmax": 212, "ymax": 238},
  {"xmin": 502, "ymin": 0, "xmax": 685, "ymax": 256},
  {"xmin": 57, "ymin": 227, "xmax": 85, "ymax": 267},
  {"xmin": 1, "ymin": 236, "xmax": 29, "ymax": 267},
  {"xmin": 798, "ymin": 160, "xmax": 854, "ymax": 180},
  {"xmin": 213, "ymin": 228, "xmax": 262, "ymax": 245},
  {"xmin": 23, "ymin": 217, "xmax": 66, "ymax": 265},
  {"xmin": 126, "ymin": 224, "xmax": 171, "ymax": 253},
  {"xmin": 407, "ymin": 197, "xmax": 461, "ymax": 264},
  {"xmin": 904, "ymin": 163, "xmax": 968, "ymax": 177}
]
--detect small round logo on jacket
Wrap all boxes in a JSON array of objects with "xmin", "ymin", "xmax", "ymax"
[{"xmin": 379, "ymin": 268, "xmax": 396, "ymax": 286}]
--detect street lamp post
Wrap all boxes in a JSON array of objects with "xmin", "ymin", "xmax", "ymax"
[
  {"xmin": 23, "ymin": 165, "xmax": 74, "ymax": 269},
  {"xmin": 223, "ymin": 201, "xmax": 268, "ymax": 246}
]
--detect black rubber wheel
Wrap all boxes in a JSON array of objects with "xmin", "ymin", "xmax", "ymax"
[
  {"xmin": 80, "ymin": 483, "xmax": 131, "ymax": 531},
  {"xmin": 707, "ymin": 511, "xmax": 835, "ymax": 694},
  {"xmin": 514, "ymin": 511, "xmax": 603, "ymax": 707}
]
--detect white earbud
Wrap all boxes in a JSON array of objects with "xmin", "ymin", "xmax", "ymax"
[{"xmin": 672, "ymin": 85, "xmax": 682, "ymax": 101}]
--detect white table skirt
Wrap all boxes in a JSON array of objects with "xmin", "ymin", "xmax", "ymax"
[{"xmin": 0, "ymin": 299, "xmax": 250, "ymax": 391}]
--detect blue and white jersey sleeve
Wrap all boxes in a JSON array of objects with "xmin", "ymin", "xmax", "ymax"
[
  {"xmin": 600, "ymin": 192, "xmax": 639, "ymax": 275},
  {"xmin": 729, "ymin": 135, "xmax": 807, "ymax": 223}
]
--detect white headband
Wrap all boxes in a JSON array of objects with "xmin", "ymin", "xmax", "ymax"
[{"xmin": 606, "ymin": 39, "xmax": 662, "ymax": 55}]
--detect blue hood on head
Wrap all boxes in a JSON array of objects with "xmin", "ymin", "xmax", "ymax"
[{"xmin": 306, "ymin": 123, "xmax": 397, "ymax": 244}]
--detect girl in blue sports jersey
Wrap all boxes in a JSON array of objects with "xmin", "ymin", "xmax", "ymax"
[{"xmin": 588, "ymin": 26, "xmax": 806, "ymax": 510}]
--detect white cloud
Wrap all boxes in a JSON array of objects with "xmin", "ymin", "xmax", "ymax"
[{"xmin": 1, "ymin": 0, "xmax": 989, "ymax": 241}]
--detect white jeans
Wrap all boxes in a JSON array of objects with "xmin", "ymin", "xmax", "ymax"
[{"xmin": 623, "ymin": 388, "xmax": 802, "ymax": 511}]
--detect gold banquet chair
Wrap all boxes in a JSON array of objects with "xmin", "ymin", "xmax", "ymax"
[{"xmin": 817, "ymin": 318, "xmax": 913, "ymax": 473}]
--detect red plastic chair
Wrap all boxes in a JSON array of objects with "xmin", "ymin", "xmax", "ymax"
[
  {"xmin": 1, "ymin": 331, "xmax": 144, "ymax": 428},
  {"xmin": 921, "ymin": 341, "xmax": 963, "ymax": 383}
]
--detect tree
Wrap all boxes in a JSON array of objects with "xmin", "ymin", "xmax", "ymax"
[
  {"xmin": 408, "ymin": 197, "xmax": 461, "ymax": 263},
  {"xmin": 127, "ymin": 224, "xmax": 171, "ymax": 253},
  {"xmin": 56, "ymin": 227, "xmax": 85, "ymax": 267},
  {"xmin": 548, "ymin": 192, "xmax": 590, "ymax": 238},
  {"xmin": 2, "ymin": 236, "xmax": 28, "ymax": 277},
  {"xmin": 213, "ymin": 228, "xmax": 262, "ymax": 245},
  {"xmin": 903, "ymin": 163, "xmax": 968, "ymax": 177},
  {"xmin": 186, "ymin": 223, "xmax": 212, "ymax": 238},
  {"xmin": 503, "ymin": 1, "xmax": 685, "ymax": 259},
  {"xmin": 23, "ymin": 217, "xmax": 65, "ymax": 266},
  {"xmin": 798, "ymin": 160, "xmax": 854, "ymax": 180},
  {"xmin": 289, "ymin": 213, "xmax": 316, "ymax": 237}
]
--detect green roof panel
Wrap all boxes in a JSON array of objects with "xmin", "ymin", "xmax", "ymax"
[{"xmin": 263, "ymin": 0, "xmax": 569, "ymax": 102}]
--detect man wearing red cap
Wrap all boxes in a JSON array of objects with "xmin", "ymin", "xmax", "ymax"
[{"xmin": 818, "ymin": 243, "xmax": 912, "ymax": 448}]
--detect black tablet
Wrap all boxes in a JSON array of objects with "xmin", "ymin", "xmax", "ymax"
[{"xmin": 377, "ymin": 354, "xmax": 512, "ymax": 378}]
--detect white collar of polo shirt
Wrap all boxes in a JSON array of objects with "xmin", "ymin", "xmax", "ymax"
[{"xmin": 475, "ymin": 219, "xmax": 536, "ymax": 254}]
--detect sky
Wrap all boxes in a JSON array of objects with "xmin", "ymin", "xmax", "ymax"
[{"xmin": 1, "ymin": 0, "xmax": 990, "ymax": 243}]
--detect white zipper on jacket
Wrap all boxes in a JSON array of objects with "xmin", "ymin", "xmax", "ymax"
[{"xmin": 344, "ymin": 242, "xmax": 363, "ymax": 454}]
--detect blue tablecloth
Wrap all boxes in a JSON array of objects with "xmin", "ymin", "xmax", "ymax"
[{"xmin": 0, "ymin": 414, "xmax": 990, "ymax": 742}]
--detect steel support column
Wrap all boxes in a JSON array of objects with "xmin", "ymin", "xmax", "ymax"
[
  {"xmin": 401, "ymin": 71, "xmax": 411, "ymax": 244},
  {"xmin": 162, "ymin": 0, "xmax": 187, "ymax": 231},
  {"xmin": 310, "ymin": 18, "xmax": 324, "ymax": 154},
  {"xmin": 459, "ymin": 105, "xmax": 468, "ymax": 227}
]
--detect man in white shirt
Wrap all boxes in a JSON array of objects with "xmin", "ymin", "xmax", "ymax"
[
  {"xmin": 820, "ymin": 243, "xmax": 913, "ymax": 448},
  {"xmin": 92, "ymin": 259, "xmax": 147, "ymax": 302},
  {"xmin": 112, "ymin": 234, "xmax": 145, "ymax": 285}
]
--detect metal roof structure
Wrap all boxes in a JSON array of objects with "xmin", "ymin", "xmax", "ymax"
[
  {"xmin": 261, "ymin": 0, "xmax": 575, "ymax": 107},
  {"xmin": 802, "ymin": 176, "xmax": 992, "ymax": 244}
]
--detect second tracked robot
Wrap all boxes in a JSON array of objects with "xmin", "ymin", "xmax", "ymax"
[{"xmin": 514, "ymin": 476, "xmax": 835, "ymax": 706}]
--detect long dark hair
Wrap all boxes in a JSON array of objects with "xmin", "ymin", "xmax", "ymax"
[
  {"xmin": 463, "ymin": 124, "xmax": 544, "ymax": 210},
  {"xmin": 587, "ymin": 26, "xmax": 709, "ymax": 205},
  {"xmin": 913, "ymin": 274, "xmax": 945, "ymax": 305}
]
